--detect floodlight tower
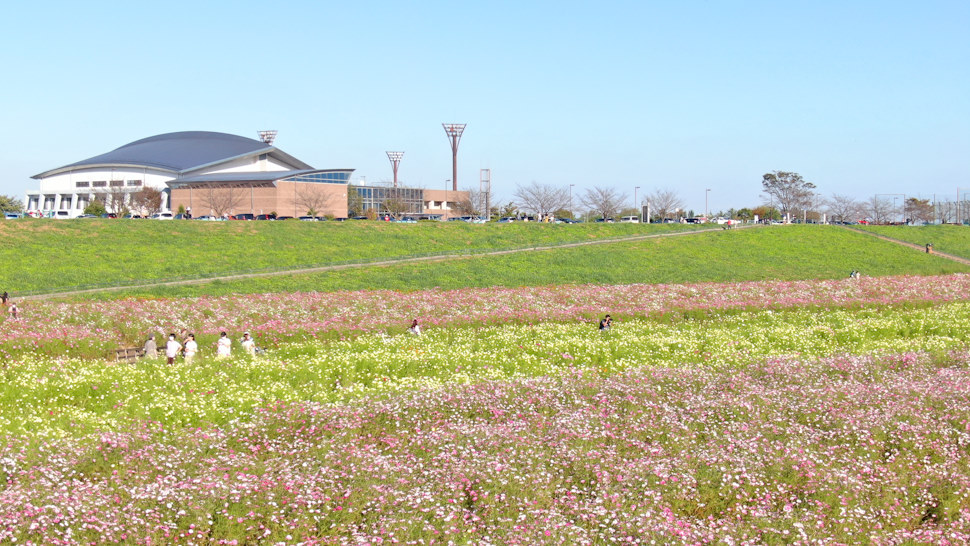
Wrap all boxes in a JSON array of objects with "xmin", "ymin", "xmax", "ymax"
[
  {"xmin": 442, "ymin": 123, "xmax": 466, "ymax": 191},
  {"xmin": 257, "ymin": 130, "xmax": 277, "ymax": 145},
  {"xmin": 386, "ymin": 151, "xmax": 405, "ymax": 188}
]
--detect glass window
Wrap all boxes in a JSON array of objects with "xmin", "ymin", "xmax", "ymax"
[
  {"xmin": 92, "ymin": 181, "xmax": 107, "ymax": 188},
  {"xmin": 127, "ymin": 180, "xmax": 142, "ymax": 187},
  {"xmin": 110, "ymin": 180, "xmax": 124, "ymax": 187},
  {"xmin": 75, "ymin": 181, "xmax": 90, "ymax": 188}
]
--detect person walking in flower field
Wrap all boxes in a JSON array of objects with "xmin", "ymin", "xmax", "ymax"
[
  {"xmin": 216, "ymin": 331, "xmax": 231, "ymax": 359},
  {"xmin": 165, "ymin": 333, "xmax": 182, "ymax": 365},
  {"xmin": 142, "ymin": 334, "xmax": 158, "ymax": 359},
  {"xmin": 183, "ymin": 333, "xmax": 198, "ymax": 365},
  {"xmin": 7, "ymin": 301, "xmax": 19, "ymax": 320}
]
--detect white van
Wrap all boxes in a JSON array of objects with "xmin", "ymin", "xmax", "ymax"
[{"xmin": 619, "ymin": 216, "xmax": 640, "ymax": 223}]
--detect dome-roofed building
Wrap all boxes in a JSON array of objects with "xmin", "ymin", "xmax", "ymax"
[{"xmin": 26, "ymin": 131, "xmax": 354, "ymax": 218}]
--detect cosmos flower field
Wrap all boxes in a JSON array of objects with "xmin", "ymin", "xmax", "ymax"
[{"xmin": 1, "ymin": 275, "xmax": 969, "ymax": 544}]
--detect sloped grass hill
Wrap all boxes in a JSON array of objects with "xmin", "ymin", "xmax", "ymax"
[
  {"xmin": 63, "ymin": 225, "xmax": 970, "ymax": 300},
  {"xmin": 0, "ymin": 219, "xmax": 702, "ymax": 293}
]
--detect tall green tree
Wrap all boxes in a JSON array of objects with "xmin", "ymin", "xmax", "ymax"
[{"xmin": 761, "ymin": 171, "xmax": 816, "ymax": 221}]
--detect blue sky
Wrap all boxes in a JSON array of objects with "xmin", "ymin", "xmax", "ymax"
[{"xmin": 2, "ymin": 0, "xmax": 967, "ymax": 213}]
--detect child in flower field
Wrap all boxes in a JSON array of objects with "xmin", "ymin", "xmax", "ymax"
[
  {"xmin": 165, "ymin": 333, "xmax": 181, "ymax": 365},
  {"xmin": 241, "ymin": 332, "xmax": 256, "ymax": 356},
  {"xmin": 183, "ymin": 333, "xmax": 198, "ymax": 364},
  {"xmin": 407, "ymin": 319, "xmax": 421, "ymax": 335},
  {"xmin": 216, "ymin": 332, "xmax": 231, "ymax": 359},
  {"xmin": 7, "ymin": 302, "xmax": 18, "ymax": 320}
]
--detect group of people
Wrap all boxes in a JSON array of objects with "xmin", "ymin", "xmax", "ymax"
[{"xmin": 143, "ymin": 331, "xmax": 257, "ymax": 363}]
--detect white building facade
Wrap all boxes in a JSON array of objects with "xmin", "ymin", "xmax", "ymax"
[{"xmin": 26, "ymin": 131, "xmax": 312, "ymax": 218}]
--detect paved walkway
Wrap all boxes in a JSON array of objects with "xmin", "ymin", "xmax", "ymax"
[
  {"xmin": 841, "ymin": 226, "xmax": 970, "ymax": 265},
  {"xmin": 22, "ymin": 225, "xmax": 754, "ymax": 300}
]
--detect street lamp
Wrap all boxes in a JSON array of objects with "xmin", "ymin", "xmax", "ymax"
[
  {"xmin": 569, "ymin": 184, "xmax": 575, "ymax": 218},
  {"xmin": 705, "ymin": 189, "xmax": 711, "ymax": 218},
  {"xmin": 634, "ymin": 186, "xmax": 640, "ymax": 221}
]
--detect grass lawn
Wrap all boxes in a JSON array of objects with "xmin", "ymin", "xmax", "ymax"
[
  {"xmin": 0, "ymin": 219, "xmax": 703, "ymax": 293},
  {"xmin": 858, "ymin": 224, "xmax": 970, "ymax": 259},
  {"xmin": 77, "ymin": 224, "xmax": 970, "ymax": 299}
]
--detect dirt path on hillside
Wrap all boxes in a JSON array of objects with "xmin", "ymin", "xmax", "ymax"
[
  {"xmin": 20, "ymin": 225, "xmax": 753, "ymax": 300},
  {"xmin": 842, "ymin": 226, "xmax": 970, "ymax": 265}
]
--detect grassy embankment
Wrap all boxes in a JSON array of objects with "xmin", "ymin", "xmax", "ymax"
[
  {"xmin": 858, "ymin": 224, "xmax": 970, "ymax": 259},
  {"xmin": 0, "ymin": 219, "xmax": 702, "ymax": 294},
  {"xmin": 70, "ymin": 224, "xmax": 970, "ymax": 299}
]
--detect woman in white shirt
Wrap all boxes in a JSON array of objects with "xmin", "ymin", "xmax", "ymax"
[
  {"xmin": 183, "ymin": 333, "xmax": 198, "ymax": 365},
  {"xmin": 216, "ymin": 331, "xmax": 232, "ymax": 359}
]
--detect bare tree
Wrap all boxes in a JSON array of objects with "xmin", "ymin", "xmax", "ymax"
[
  {"xmin": 293, "ymin": 184, "xmax": 338, "ymax": 217},
  {"xmin": 461, "ymin": 187, "xmax": 487, "ymax": 217},
  {"xmin": 865, "ymin": 196, "xmax": 893, "ymax": 224},
  {"xmin": 937, "ymin": 200, "xmax": 955, "ymax": 224},
  {"xmin": 201, "ymin": 186, "xmax": 246, "ymax": 217},
  {"xmin": 132, "ymin": 187, "xmax": 164, "ymax": 217},
  {"xmin": 347, "ymin": 185, "xmax": 364, "ymax": 217},
  {"xmin": 106, "ymin": 186, "xmax": 129, "ymax": 214},
  {"xmin": 904, "ymin": 197, "xmax": 934, "ymax": 224},
  {"xmin": 761, "ymin": 171, "xmax": 816, "ymax": 221},
  {"xmin": 825, "ymin": 193, "xmax": 862, "ymax": 224},
  {"xmin": 381, "ymin": 188, "xmax": 414, "ymax": 219},
  {"xmin": 581, "ymin": 186, "xmax": 627, "ymax": 220},
  {"xmin": 647, "ymin": 188, "xmax": 684, "ymax": 220},
  {"xmin": 513, "ymin": 182, "xmax": 570, "ymax": 219}
]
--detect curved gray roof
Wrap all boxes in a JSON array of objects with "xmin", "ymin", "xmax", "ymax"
[{"xmin": 33, "ymin": 131, "xmax": 313, "ymax": 178}]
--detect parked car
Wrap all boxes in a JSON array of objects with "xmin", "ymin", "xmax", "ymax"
[
  {"xmin": 123, "ymin": 214, "xmax": 144, "ymax": 219},
  {"xmin": 53, "ymin": 211, "xmax": 72, "ymax": 219},
  {"xmin": 100, "ymin": 213, "xmax": 119, "ymax": 219},
  {"xmin": 497, "ymin": 217, "xmax": 516, "ymax": 223},
  {"xmin": 150, "ymin": 212, "xmax": 174, "ymax": 220},
  {"xmin": 255, "ymin": 214, "xmax": 276, "ymax": 220},
  {"xmin": 232, "ymin": 213, "xmax": 255, "ymax": 221},
  {"xmin": 3, "ymin": 212, "xmax": 21, "ymax": 219},
  {"xmin": 619, "ymin": 216, "xmax": 640, "ymax": 223},
  {"xmin": 594, "ymin": 218, "xmax": 615, "ymax": 223}
]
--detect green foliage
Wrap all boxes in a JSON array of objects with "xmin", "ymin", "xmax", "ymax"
[
  {"xmin": 83, "ymin": 200, "xmax": 107, "ymax": 216},
  {"xmin": 0, "ymin": 195, "xmax": 23, "ymax": 213}
]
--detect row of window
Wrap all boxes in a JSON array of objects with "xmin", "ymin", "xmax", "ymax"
[
  {"xmin": 75, "ymin": 180, "xmax": 143, "ymax": 188},
  {"xmin": 284, "ymin": 172, "xmax": 352, "ymax": 184}
]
